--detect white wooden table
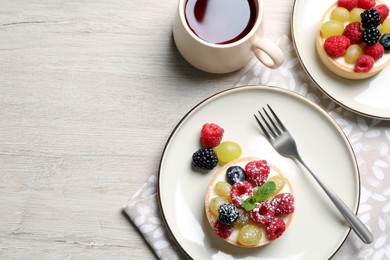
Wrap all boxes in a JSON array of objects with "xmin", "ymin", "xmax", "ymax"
[{"xmin": 0, "ymin": 0, "xmax": 293, "ymax": 258}]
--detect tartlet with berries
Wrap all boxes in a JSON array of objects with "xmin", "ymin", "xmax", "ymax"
[
  {"xmin": 316, "ymin": 0, "xmax": 390, "ymax": 79},
  {"xmin": 204, "ymin": 158, "xmax": 295, "ymax": 247}
]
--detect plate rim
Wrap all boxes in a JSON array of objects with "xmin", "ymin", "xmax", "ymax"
[
  {"xmin": 291, "ymin": 0, "xmax": 390, "ymax": 120},
  {"xmin": 157, "ymin": 85, "xmax": 361, "ymax": 260}
]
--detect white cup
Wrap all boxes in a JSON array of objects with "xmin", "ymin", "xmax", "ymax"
[{"xmin": 173, "ymin": 0, "xmax": 284, "ymax": 74}]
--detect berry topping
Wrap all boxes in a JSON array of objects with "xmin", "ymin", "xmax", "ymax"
[
  {"xmin": 324, "ymin": 35, "xmax": 351, "ymax": 57},
  {"xmin": 226, "ymin": 166, "xmax": 246, "ymax": 185},
  {"xmin": 245, "ymin": 160, "xmax": 270, "ymax": 186},
  {"xmin": 364, "ymin": 42, "xmax": 385, "ymax": 60},
  {"xmin": 374, "ymin": 4, "xmax": 389, "ymax": 23},
  {"xmin": 362, "ymin": 27, "xmax": 381, "ymax": 46},
  {"xmin": 360, "ymin": 8, "xmax": 381, "ymax": 28},
  {"xmin": 380, "ymin": 34, "xmax": 390, "ymax": 52},
  {"xmin": 218, "ymin": 203, "xmax": 239, "ymax": 225},
  {"xmin": 213, "ymin": 220, "xmax": 234, "ymax": 239},
  {"xmin": 192, "ymin": 148, "xmax": 218, "ymax": 170},
  {"xmin": 200, "ymin": 123, "xmax": 224, "ymax": 148},
  {"xmin": 338, "ymin": 0, "xmax": 358, "ymax": 11},
  {"xmin": 357, "ymin": 0, "xmax": 376, "ymax": 10},
  {"xmin": 266, "ymin": 218, "xmax": 286, "ymax": 240},
  {"xmin": 230, "ymin": 181, "xmax": 254, "ymax": 208},
  {"xmin": 343, "ymin": 22, "xmax": 363, "ymax": 44},
  {"xmin": 354, "ymin": 54, "xmax": 375, "ymax": 72},
  {"xmin": 270, "ymin": 193, "xmax": 295, "ymax": 215},
  {"xmin": 250, "ymin": 202, "xmax": 275, "ymax": 225}
]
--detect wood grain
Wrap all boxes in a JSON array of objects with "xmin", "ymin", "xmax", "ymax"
[{"xmin": 0, "ymin": 0, "xmax": 293, "ymax": 258}]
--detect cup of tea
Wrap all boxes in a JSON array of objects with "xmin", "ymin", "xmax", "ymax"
[{"xmin": 173, "ymin": 0, "xmax": 284, "ymax": 73}]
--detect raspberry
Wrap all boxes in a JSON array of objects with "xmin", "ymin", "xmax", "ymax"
[
  {"xmin": 266, "ymin": 217, "xmax": 286, "ymax": 240},
  {"xmin": 343, "ymin": 22, "xmax": 363, "ymax": 44},
  {"xmin": 364, "ymin": 42, "xmax": 384, "ymax": 59},
  {"xmin": 244, "ymin": 160, "xmax": 270, "ymax": 186},
  {"xmin": 250, "ymin": 202, "xmax": 275, "ymax": 225},
  {"xmin": 213, "ymin": 220, "xmax": 234, "ymax": 239},
  {"xmin": 357, "ymin": 0, "xmax": 376, "ymax": 9},
  {"xmin": 338, "ymin": 0, "xmax": 358, "ymax": 11},
  {"xmin": 270, "ymin": 193, "xmax": 295, "ymax": 215},
  {"xmin": 360, "ymin": 8, "xmax": 381, "ymax": 28},
  {"xmin": 324, "ymin": 36, "xmax": 351, "ymax": 57},
  {"xmin": 218, "ymin": 203, "xmax": 239, "ymax": 225},
  {"xmin": 192, "ymin": 148, "xmax": 218, "ymax": 170},
  {"xmin": 374, "ymin": 4, "xmax": 389, "ymax": 23},
  {"xmin": 354, "ymin": 55, "xmax": 375, "ymax": 72},
  {"xmin": 230, "ymin": 181, "xmax": 253, "ymax": 208},
  {"xmin": 200, "ymin": 123, "xmax": 224, "ymax": 148}
]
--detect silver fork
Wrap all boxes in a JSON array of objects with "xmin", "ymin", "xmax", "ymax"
[{"xmin": 254, "ymin": 104, "xmax": 373, "ymax": 244}]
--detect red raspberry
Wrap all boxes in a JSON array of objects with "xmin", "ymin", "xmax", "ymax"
[
  {"xmin": 230, "ymin": 181, "xmax": 253, "ymax": 208},
  {"xmin": 338, "ymin": 0, "xmax": 358, "ymax": 11},
  {"xmin": 213, "ymin": 220, "xmax": 233, "ymax": 239},
  {"xmin": 343, "ymin": 22, "xmax": 363, "ymax": 44},
  {"xmin": 270, "ymin": 193, "xmax": 295, "ymax": 215},
  {"xmin": 245, "ymin": 160, "xmax": 270, "ymax": 186},
  {"xmin": 364, "ymin": 42, "xmax": 384, "ymax": 60},
  {"xmin": 250, "ymin": 202, "xmax": 275, "ymax": 225},
  {"xmin": 354, "ymin": 55, "xmax": 375, "ymax": 72},
  {"xmin": 357, "ymin": 0, "xmax": 376, "ymax": 9},
  {"xmin": 200, "ymin": 123, "xmax": 224, "ymax": 148},
  {"xmin": 324, "ymin": 36, "xmax": 351, "ymax": 57},
  {"xmin": 266, "ymin": 217, "xmax": 286, "ymax": 240},
  {"xmin": 374, "ymin": 4, "xmax": 389, "ymax": 23}
]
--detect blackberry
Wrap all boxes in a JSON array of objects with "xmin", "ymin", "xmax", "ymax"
[
  {"xmin": 192, "ymin": 148, "xmax": 218, "ymax": 170},
  {"xmin": 380, "ymin": 34, "xmax": 390, "ymax": 52},
  {"xmin": 362, "ymin": 27, "xmax": 381, "ymax": 46},
  {"xmin": 360, "ymin": 8, "xmax": 381, "ymax": 28},
  {"xmin": 218, "ymin": 203, "xmax": 239, "ymax": 225},
  {"xmin": 226, "ymin": 166, "xmax": 246, "ymax": 185}
]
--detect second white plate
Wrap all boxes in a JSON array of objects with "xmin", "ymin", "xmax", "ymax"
[{"xmin": 292, "ymin": 0, "xmax": 390, "ymax": 119}]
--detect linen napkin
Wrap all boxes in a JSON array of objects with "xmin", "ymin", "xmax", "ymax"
[{"xmin": 123, "ymin": 36, "xmax": 390, "ymax": 260}]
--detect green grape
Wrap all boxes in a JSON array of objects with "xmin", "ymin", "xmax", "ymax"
[
  {"xmin": 268, "ymin": 175, "xmax": 286, "ymax": 195},
  {"xmin": 382, "ymin": 19, "xmax": 390, "ymax": 34},
  {"xmin": 215, "ymin": 181, "xmax": 232, "ymax": 201},
  {"xmin": 344, "ymin": 44, "xmax": 363, "ymax": 64},
  {"xmin": 234, "ymin": 209, "xmax": 250, "ymax": 227},
  {"xmin": 209, "ymin": 197, "xmax": 228, "ymax": 217},
  {"xmin": 349, "ymin": 8, "xmax": 365, "ymax": 23},
  {"xmin": 320, "ymin": 20, "xmax": 344, "ymax": 38},
  {"xmin": 215, "ymin": 141, "xmax": 242, "ymax": 164},
  {"xmin": 237, "ymin": 224, "xmax": 262, "ymax": 246},
  {"xmin": 330, "ymin": 7, "xmax": 350, "ymax": 22}
]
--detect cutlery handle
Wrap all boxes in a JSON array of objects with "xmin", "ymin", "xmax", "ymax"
[{"xmin": 296, "ymin": 157, "xmax": 374, "ymax": 244}]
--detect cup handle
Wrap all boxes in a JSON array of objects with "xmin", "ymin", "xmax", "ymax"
[{"xmin": 252, "ymin": 38, "xmax": 285, "ymax": 69}]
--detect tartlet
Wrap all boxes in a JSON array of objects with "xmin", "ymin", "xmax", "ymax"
[
  {"xmin": 204, "ymin": 157, "xmax": 294, "ymax": 247},
  {"xmin": 316, "ymin": 1, "xmax": 390, "ymax": 79}
]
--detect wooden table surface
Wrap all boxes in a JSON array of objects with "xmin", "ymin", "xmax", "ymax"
[{"xmin": 0, "ymin": 0, "xmax": 293, "ymax": 258}]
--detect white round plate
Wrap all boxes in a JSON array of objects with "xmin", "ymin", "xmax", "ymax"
[
  {"xmin": 292, "ymin": 0, "xmax": 390, "ymax": 120},
  {"xmin": 158, "ymin": 85, "xmax": 360, "ymax": 260}
]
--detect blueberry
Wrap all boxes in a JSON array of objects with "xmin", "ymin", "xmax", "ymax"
[
  {"xmin": 226, "ymin": 166, "xmax": 246, "ymax": 185},
  {"xmin": 380, "ymin": 34, "xmax": 390, "ymax": 52}
]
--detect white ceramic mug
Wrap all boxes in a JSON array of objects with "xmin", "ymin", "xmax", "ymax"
[{"xmin": 173, "ymin": 0, "xmax": 284, "ymax": 73}]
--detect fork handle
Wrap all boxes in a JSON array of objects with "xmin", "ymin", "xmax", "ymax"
[{"xmin": 296, "ymin": 157, "xmax": 374, "ymax": 244}]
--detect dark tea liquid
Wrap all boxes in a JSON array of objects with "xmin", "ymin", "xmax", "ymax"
[{"xmin": 185, "ymin": 0, "xmax": 257, "ymax": 44}]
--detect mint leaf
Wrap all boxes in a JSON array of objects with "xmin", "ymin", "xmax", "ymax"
[
  {"xmin": 254, "ymin": 181, "xmax": 276, "ymax": 202},
  {"xmin": 242, "ymin": 197, "xmax": 257, "ymax": 211}
]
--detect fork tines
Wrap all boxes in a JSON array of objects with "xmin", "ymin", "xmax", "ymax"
[{"xmin": 254, "ymin": 105, "xmax": 286, "ymax": 139}]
